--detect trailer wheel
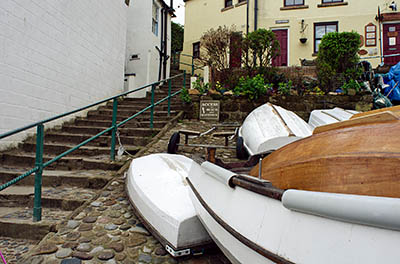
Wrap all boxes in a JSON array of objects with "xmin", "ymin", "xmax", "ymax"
[
  {"xmin": 167, "ymin": 132, "xmax": 180, "ymax": 154},
  {"xmin": 236, "ymin": 136, "xmax": 249, "ymax": 160}
]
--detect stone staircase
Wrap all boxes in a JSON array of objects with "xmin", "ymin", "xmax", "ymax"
[{"xmin": 0, "ymin": 71, "xmax": 185, "ymax": 244}]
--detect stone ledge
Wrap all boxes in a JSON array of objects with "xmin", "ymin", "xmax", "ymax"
[
  {"xmin": 280, "ymin": 5, "xmax": 309, "ymax": 10},
  {"xmin": 317, "ymin": 2, "xmax": 348, "ymax": 8}
]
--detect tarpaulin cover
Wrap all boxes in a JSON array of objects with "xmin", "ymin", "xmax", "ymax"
[{"xmin": 383, "ymin": 62, "xmax": 400, "ymax": 101}]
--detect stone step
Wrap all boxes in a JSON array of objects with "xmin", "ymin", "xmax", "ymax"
[
  {"xmin": 87, "ymin": 109, "xmax": 178, "ymax": 118},
  {"xmin": 0, "ymin": 153, "xmax": 123, "ymax": 171},
  {"xmin": 0, "ymin": 207, "xmax": 70, "ymax": 240},
  {"xmin": 20, "ymin": 142, "xmax": 140, "ymax": 157},
  {"xmin": 0, "ymin": 186, "xmax": 94, "ymax": 210},
  {"xmin": 101, "ymin": 103, "xmax": 183, "ymax": 111},
  {"xmin": 44, "ymin": 132, "xmax": 150, "ymax": 147},
  {"xmin": 73, "ymin": 119, "xmax": 168, "ymax": 129},
  {"xmin": 60, "ymin": 125, "xmax": 160, "ymax": 137},
  {"xmin": 86, "ymin": 111, "xmax": 178, "ymax": 121},
  {"xmin": 0, "ymin": 168, "xmax": 112, "ymax": 189}
]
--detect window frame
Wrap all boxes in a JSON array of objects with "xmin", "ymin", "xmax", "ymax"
[
  {"xmin": 193, "ymin": 42, "xmax": 200, "ymax": 59},
  {"xmin": 152, "ymin": 0, "xmax": 160, "ymax": 36},
  {"xmin": 284, "ymin": 0, "xmax": 305, "ymax": 7},
  {"xmin": 322, "ymin": 0, "xmax": 343, "ymax": 3},
  {"xmin": 314, "ymin": 22, "xmax": 338, "ymax": 53},
  {"xmin": 224, "ymin": 0, "xmax": 233, "ymax": 8}
]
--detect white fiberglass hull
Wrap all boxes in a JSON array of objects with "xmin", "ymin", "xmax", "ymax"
[
  {"xmin": 308, "ymin": 107, "xmax": 358, "ymax": 129},
  {"xmin": 126, "ymin": 153, "xmax": 212, "ymax": 256},
  {"xmin": 239, "ymin": 103, "xmax": 312, "ymax": 156},
  {"xmin": 187, "ymin": 161, "xmax": 400, "ymax": 264}
]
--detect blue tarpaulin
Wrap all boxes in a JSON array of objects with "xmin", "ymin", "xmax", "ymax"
[{"xmin": 383, "ymin": 62, "xmax": 400, "ymax": 101}]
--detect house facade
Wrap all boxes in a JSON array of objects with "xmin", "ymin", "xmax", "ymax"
[
  {"xmin": 125, "ymin": 0, "xmax": 173, "ymax": 96},
  {"xmin": 181, "ymin": 0, "xmax": 400, "ymax": 72}
]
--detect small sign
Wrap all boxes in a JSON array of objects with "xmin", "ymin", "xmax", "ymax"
[
  {"xmin": 365, "ymin": 23, "xmax": 377, "ymax": 47},
  {"xmin": 200, "ymin": 100, "xmax": 220, "ymax": 121},
  {"xmin": 275, "ymin": 20, "xmax": 289, "ymax": 24},
  {"xmin": 389, "ymin": 37, "xmax": 396, "ymax": 46}
]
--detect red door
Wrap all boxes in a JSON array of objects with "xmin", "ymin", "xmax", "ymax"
[
  {"xmin": 230, "ymin": 33, "xmax": 242, "ymax": 68},
  {"xmin": 272, "ymin": 29, "xmax": 288, "ymax": 67},
  {"xmin": 383, "ymin": 23, "xmax": 400, "ymax": 65}
]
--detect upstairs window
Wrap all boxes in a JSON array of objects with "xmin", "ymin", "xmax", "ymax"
[
  {"xmin": 314, "ymin": 22, "xmax": 338, "ymax": 53},
  {"xmin": 284, "ymin": 0, "xmax": 304, "ymax": 6},
  {"xmin": 225, "ymin": 0, "xmax": 233, "ymax": 8},
  {"xmin": 238, "ymin": 0, "xmax": 247, "ymax": 3},
  {"xmin": 152, "ymin": 1, "xmax": 159, "ymax": 36}
]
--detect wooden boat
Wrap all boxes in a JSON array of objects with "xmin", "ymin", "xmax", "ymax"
[
  {"xmin": 250, "ymin": 109, "xmax": 400, "ymax": 198},
  {"xmin": 308, "ymin": 107, "xmax": 358, "ymax": 128},
  {"xmin": 187, "ymin": 108, "xmax": 400, "ymax": 263},
  {"xmin": 125, "ymin": 153, "xmax": 212, "ymax": 257},
  {"xmin": 187, "ymin": 161, "xmax": 400, "ymax": 264},
  {"xmin": 237, "ymin": 103, "xmax": 312, "ymax": 158}
]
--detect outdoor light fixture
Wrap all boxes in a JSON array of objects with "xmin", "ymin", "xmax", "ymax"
[{"xmin": 389, "ymin": 1, "xmax": 397, "ymax": 11}]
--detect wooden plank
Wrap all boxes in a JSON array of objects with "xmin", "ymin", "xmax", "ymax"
[
  {"xmin": 351, "ymin": 105, "xmax": 400, "ymax": 119},
  {"xmin": 269, "ymin": 103, "xmax": 295, "ymax": 136},
  {"xmin": 179, "ymin": 130, "xmax": 201, "ymax": 136},
  {"xmin": 313, "ymin": 111, "xmax": 399, "ymax": 134},
  {"xmin": 212, "ymin": 132, "xmax": 235, "ymax": 137}
]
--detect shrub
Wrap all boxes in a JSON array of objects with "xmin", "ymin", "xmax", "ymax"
[
  {"xmin": 242, "ymin": 29, "xmax": 280, "ymax": 71},
  {"xmin": 234, "ymin": 74, "xmax": 271, "ymax": 100},
  {"xmin": 277, "ymin": 81, "xmax": 293, "ymax": 95},
  {"xmin": 316, "ymin": 31, "xmax": 361, "ymax": 92},
  {"xmin": 191, "ymin": 79, "xmax": 209, "ymax": 94}
]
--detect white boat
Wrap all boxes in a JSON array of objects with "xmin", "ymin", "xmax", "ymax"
[
  {"xmin": 237, "ymin": 103, "xmax": 312, "ymax": 159},
  {"xmin": 308, "ymin": 107, "xmax": 358, "ymax": 129},
  {"xmin": 187, "ymin": 161, "xmax": 400, "ymax": 264},
  {"xmin": 125, "ymin": 153, "xmax": 212, "ymax": 257}
]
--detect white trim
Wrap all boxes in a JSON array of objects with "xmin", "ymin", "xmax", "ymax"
[{"xmin": 271, "ymin": 27, "xmax": 289, "ymax": 66}]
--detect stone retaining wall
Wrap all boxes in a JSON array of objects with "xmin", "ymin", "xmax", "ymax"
[{"xmin": 184, "ymin": 93, "xmax": 373, "ymax": 122}]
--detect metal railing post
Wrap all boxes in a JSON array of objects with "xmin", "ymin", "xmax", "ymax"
[
  {"xmin": 191, "ymin": 56, "xmax": 194, "ymax": 76},
  {"xmin": 33, "ymin": 124, "xmax": 44, "ymax": 222},
  {"xmin": 150, "ymin": 84, "xmax": 155, "ymax": 129},
  {"xmin": 183, "ymin": 71, "xmax": 186, "ymax": 90},
  {"xmin": 110, "ymin": 98, "xmax": 118, "ymax": 161},
  {"xmin": 167, "ymin": 79, "xmax": 172, "ymax": 116}
]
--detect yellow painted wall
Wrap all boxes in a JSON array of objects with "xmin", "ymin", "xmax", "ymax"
[{"xmin": 182, "ymin": 0, "xmax": 398, "ymax": 71}]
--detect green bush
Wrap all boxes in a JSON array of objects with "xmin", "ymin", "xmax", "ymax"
[
  {"xmin": 341, "ymin": 79, "xmax": 361, "ymax": 95},
  {"xmin": 277, "ymin": 81, "xmax": 293, "ymax": 95},
  {"xmin": 316, "ymin": 31, "xmax": 361, "ymax": 92},
  {"xmin": 234, "ymin": 74, "xmax": 271, "ymax": 100},
  {"xmin": 192, "ymin": 79, "xmax": 209, "ymax": 94}
]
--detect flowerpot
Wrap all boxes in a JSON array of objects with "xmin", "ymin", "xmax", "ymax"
[{"xmin": 300, "ymin": 38, "xmax": 307, "ymax": 44}]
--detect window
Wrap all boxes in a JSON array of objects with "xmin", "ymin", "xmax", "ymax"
[
  {"xmin": 193, "ymin": 42, "xmax": 200, "ymax": 59},
  {"xmin": 225, "ymin": 0, "xmax": 233, "ymax": 8},
  {"xmin": 284, "ymin": 0, "xmax": 304, "ymax": 6},
  {"xmin": 238, "ymin": 0, "xmax": 247, "ymax": 3},
  {"xmin": 314, "ymin": 22, "xmax": 338, "ymax": 53},
  {"xmin": 322, "ymin": 0, "xmax": 343, "ymax": 3},
  {"xmin": 152, "ymin": 1, "xmax": 159, "ymax": 36}
]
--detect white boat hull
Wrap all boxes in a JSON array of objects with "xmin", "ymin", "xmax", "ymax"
[
  {"xmin": 188, "ymin": 161, "xmax": 400, "ymax": 264},
  {"xmin": 126, "ymin": 153, "xmax": 212, "ymax": 256},
  {"xmin": 308, "ymin": 107, "xmax": 358, "ymax": 129},
  {"xmin": 239, "ymin": 103, "xmax": 312, "ymax": 156}
]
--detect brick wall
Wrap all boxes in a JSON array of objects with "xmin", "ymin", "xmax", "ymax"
[{"xmin": 0, "ymin": 0, "xmax": 127, "ymax": 150}]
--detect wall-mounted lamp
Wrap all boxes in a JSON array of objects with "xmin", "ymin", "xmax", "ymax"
[{"xmin": 390, "ymin": 1, "xmax": 397, "ymax": 11}]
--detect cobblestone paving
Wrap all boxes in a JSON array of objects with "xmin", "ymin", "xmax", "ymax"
[
  {"xmin": 0, "ymin": 237, "xmax": 36, "ymax": 263},
  {"xmin": 14, "ymin": 120, "xmax": 238, "ymax": 264}
]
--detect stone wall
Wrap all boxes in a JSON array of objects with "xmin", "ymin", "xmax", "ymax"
[
  {"xmin": 184, "ymin": 93, "xmax": 373, "ymax": 122},
  {"xmin": 0, "ymin": 0, "xmax": 127, "ymax": 150}
]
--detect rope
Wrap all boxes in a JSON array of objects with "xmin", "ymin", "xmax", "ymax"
[
  {"xmin": 116, "ymin": 130, "xmax": 136, "ymax": 158},
  {"xmin": 0, "ymin": 250, "xmax": 7, "ymax": 264}
]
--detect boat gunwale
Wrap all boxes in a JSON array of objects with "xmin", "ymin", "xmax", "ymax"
[
  {"xmin": 230, "ymin": 175, "xmax": 285, "ymax": 201},
  {"xmin": 187, "ymin": 177, "xmax": 294, "ymax": 264}
]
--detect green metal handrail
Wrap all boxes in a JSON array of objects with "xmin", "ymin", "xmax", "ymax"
[
  {"xmin": 0, "ymin": 71, "xmax": 187, "ymax": 222},
  {"xmin": 172, "ymin": 52, "xmax": 203, "ymax": 75}
]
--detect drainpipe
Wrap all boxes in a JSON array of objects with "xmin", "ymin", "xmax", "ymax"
[
  {"xmin": 246, "ymin": 0, "xmax": 249, "ymax": 35},
  {"xmin": 158, "ymin": 7, "xmax": 165, "ymax": 81},
  {"xmin": 254, "ymin": 0, "xmax": 258, "ymax": 31},
  {"xmin": 162, "ymin": 7, "xmax": 168, "ymax": 80}
]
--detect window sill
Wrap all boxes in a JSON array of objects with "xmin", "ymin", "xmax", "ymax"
[
  {"xmin": 221, "ymin": 5, "xmax": 234, "ymax": 12},
  {"xmin": 235, "ymin": 1, "xmax": 247, "ymax": 7},
  {"xmin": 317, "ymin": 2, "xmax": 348, "ymax": 8},
  {"xmin": 280, "ymin": 5, "xmax": 309, "ymax": 10}
]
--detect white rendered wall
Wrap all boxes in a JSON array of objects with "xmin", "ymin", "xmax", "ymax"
[
  {"xmin": 125, "ymin": 0, "xmax": 171, "ymax": 92},
  {"xmin": 0, "ymin": 0, "xmax": 127, "ymax": 150}
]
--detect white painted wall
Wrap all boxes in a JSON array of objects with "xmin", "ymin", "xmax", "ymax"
[
  {"xmin": 0, "ymin": 0, "xmax": 127, "ymax": 150},
  {"xmin": 125, "ymin": 0, "xmax": 171, "ymax": 94}
]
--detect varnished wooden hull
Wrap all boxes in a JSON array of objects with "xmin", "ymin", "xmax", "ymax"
[{"xmin": 250, "ymin": 112, "xmax": 400, "ymax": 198}]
